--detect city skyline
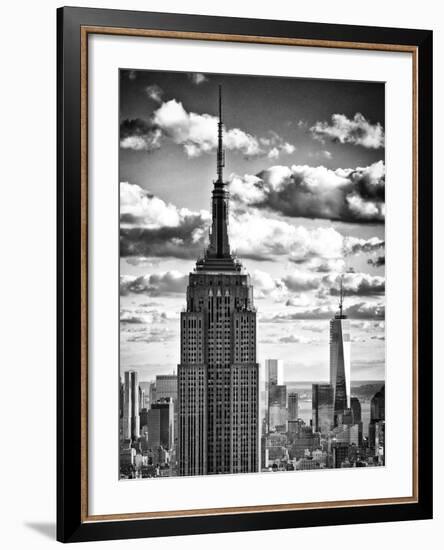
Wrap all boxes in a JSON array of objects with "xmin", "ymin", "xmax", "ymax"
[
  {"xmin": 120, "ymin": 69, "xmax": 385, "ymax": 384},
  {"xmin": 119, "ymin": 69, "xmax": 386, "ymax": 478}
]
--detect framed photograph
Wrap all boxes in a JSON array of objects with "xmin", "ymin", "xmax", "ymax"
[{"xmin": 57, "ymin": 6, "xmax": 433, "ymax": 543}]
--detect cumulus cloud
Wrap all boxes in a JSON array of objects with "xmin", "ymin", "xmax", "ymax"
[
  {"xmin": 188, "ymin": 72, "xmax": 208, "ymax": 85},
  {"xmin": 351, "ymin": 320, "xmax": 385, "ymax": 331},
  {"xmin": 368, "ymin": 255, "xmax": 385, "ymax": 267},
  {"xmin": 310, "ymin": 113, "xmax": 385, "ymax": 149},
  {"xmin": 120, "ymin": 119, "xmax": 162, "ymax": 152},
  {"xmin": 230, "ymin": 161, "xmax": 385, "ymax": 223},
  {"xmin": 345, "ymin": 236, "xmax": 385, "ymax": 255},
  {"xmin": 282, "ymin": 272, "xmax": 320, "ymax": 292},
  {"xmin": 120, "ymin": 182, "xmax": 385, "ymax": 264},
  {"xmin": 120, "ymin": 182, "xmax": 210, "ymax": 259},
  {"xmin": 261, "ymin": 132, "xmax": 296, "ymax": 160},
  {"xmin": 265, "ymin": 301, "xmax": 385, "ymax": 321},
  {"xmin": 267, "ymin": 147, "xmax": 280, "ymax": 160},
  {"xmin": 251, "ymin": 270, "xmax": 283, "ymax": 298},
  {"xmin": 327, "ymin": 272, "xmax": 385, "ymax": 296},
  {"xmin": 152, "ymin": 99, "xmax": 265, "ymax": 157},
  {"xmin": 120, "ymin": 271, "xmax": 188, "ymax": 296},
  {"xmin": 120, "ymin": 308, "xmax": 168, "ymax": 324},
  {"xmin": 145, "ymin": 84, "xmax": 163, "ymax": 103},
  {"xmin": 126, "ymin": 327, "xmax": 175, "ymax": 344},
  {"xmin": 120, "ymin": 98, "xmax": 294, "ymax": 158},
  {"xmin": 120, "ymin": 311, "xmax": 144, "ymax": 324}
]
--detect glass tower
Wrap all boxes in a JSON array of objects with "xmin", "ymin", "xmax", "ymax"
[{"xmin": 329, "ymin": 279, "xmax": 351, "ymax": 424}]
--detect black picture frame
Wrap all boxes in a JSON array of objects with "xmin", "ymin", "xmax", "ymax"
[{"xmin": 57, "ymin": 6, "xmax": 433, "ymax": 543}]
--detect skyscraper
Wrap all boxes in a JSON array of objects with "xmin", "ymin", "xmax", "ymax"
[
  {"xmin": 122, "ymin": 370, "xmax": 140, "ymax": 440},
  {"xmin": 312, "ymin": 383, "xmax": 334, "ymax": 434},
  {"xmin": 178, "ymin": 87, "xmax": 259, "ymax": 476},
  {"xmin": 265, "ymin": 359, "xmax": 286, "ymax": 431},
  {"xmin": 288, "ymin": 393, "xmax": 299, "ymax": 422},
  {"xmin": 369, "ymin": 385, "xmax": 385, "ymax": 456},
  {"xmin": 265, "ymin": 359, "xmax": 284, "ymax": 386},
  {"xmin": 330, "ymin": 278, "xmax": 351, "ymax": 424},
  {"xmin": 147, "ymin": 398, "xmax": 175, "ymax": 449},
  {"xmin": 370, "ymin": 385, "xmax": 385, "ymax": 422},
  {"xmin": 156, "ymin": 374, "xmax": 178, "ymax": 401},
  {"xmin": 350, "ymin": 396, "xmax": 362, "ymax": 424}
]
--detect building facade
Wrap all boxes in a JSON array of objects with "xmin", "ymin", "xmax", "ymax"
[
  {"xmin": 312, "ymin": 383, "xmax": 334, "ymax": 434},
  {"xmin": 288, "ymin": 392, "xmax": 299, "ymax": 422},
  {"xmin": 265, "ymin": 359, "xmax": 286, "ymax": 432},
  {"xmin": 265, "ymin": 359, "xmax": 284, "ymax": 386},
  {"xmin": 147, "ymin": 398, "xmax": 175, "ymax": 450},
  {"xmin": 122, "ymin": 370, "xmax": 140, "ymax": 440},
  {"xmin": 155, "ymin": 374, "xmax": 178, "ymax": 401},
  {"xmin": 178, "ymin": 88, "xmax": 259, "ymax": 476}
]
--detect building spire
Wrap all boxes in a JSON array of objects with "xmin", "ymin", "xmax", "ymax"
[
  {"xmin": 216, "ymin": 85, "xmax": 225, "ymax": 185},
  {"xmin": 195, "ymin": 86, "xmax": 241, "ymax": 272},
  {"xmin": 339, "ymin": 275, "xmax": 344, "ymax": 317}
]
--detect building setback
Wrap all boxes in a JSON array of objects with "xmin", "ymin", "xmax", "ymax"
[{"xmin": 178, "ymin": 87, "xmax": 259, "ymax": 476}]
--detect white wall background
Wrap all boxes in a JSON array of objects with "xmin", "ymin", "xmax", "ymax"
[{"xmin": 0, "ymin": 0, "xmax": 441, "ymax": 548}]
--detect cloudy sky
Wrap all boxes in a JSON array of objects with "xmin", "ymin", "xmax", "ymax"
[{"xmin": 119, "ymin": 69, "xmax": 386, "ymax": 383}]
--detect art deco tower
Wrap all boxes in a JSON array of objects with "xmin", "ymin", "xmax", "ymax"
[
  {"xmin": 178, "ymin": 87, "xmax": 259, "ymax": 476},
  {"xmin": 329, "ymin": 278, "xmax": 351, "ymax": 425}
]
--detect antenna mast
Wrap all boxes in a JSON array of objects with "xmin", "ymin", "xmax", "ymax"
[
  {"xmin": 339, "ymin": 275, "xmax": 344, "ymax": 317},
  {"xmin": 216, "ymin": 85, "xmax": 225, "ymax": 184}
]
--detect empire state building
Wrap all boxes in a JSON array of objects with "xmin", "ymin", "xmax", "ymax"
[{"xmin": 178, "ymin": 87, "xmax": 259, "ymax": 476}]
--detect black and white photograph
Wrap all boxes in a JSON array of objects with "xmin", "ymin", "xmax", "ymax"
[{"xmin": 119, "ymin": 69, "xmax": 386, "ymax": 479}]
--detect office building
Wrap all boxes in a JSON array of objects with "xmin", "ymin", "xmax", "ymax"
[
  {"xmin": 312, "ymin": 383, "xmax": 334, "ymax": 433},
  {"xmin": 155, "ymin": 374, "xmax": 178, "ymax": 401},
  {"xmin": 288, "ymin": 392, "xmax": 299, "ymax": 421},
  {"xmin": 178, "ymin": 87, "xmax": 259, "ymax": 476},
  {"xmin": 330, "ymin": 279, "xmax": 351, "ymax": 424},
  {"xmin": 122, "ymin": 370, "xmax": 140, "ymax": 440},
  {"xmin": 147, "ymin": 398, "xmax": 174, "ymax": 450},
  {"xmin": 265, "ymin": 359, "xmax": 284, "ymax": 387},
  {"xmin": 350, "ymin": 397, "xmax": 362, "ymax": 423}
]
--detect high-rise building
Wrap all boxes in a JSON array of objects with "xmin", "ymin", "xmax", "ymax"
[
  {"xmin": 330, "ymin": 279, "xmax": 351, "ymax": 424},
  {"xmin": 178, "ymin": 87, "xmax": 259, "ymax": 476},
  {"xmin": 156, "ymin": 374, "xmax": 178, "ymax": 401},
  {"xmin": 332, "ymin": 423, "xmax": 360, "ymax": 445},
  {"xmin": 331, "ymin": 441, "xmax": 350, "ymax": 468},
  {"xmin": 269, "ymin": 383, "xmax": 287, "ymax": 431},
  {"xmin": 288, "ymin": 392, "xmax": 299, "ymax": 421},
  {"xmin": 138, "ymin": 381, "xmax": 152, "ymax": 409},
  {"xmin": 123, "ymin": 370, "xmax": 140, "ymax": 440},
  {"xmin": 369, "ymin": 385, "xmax": 385, "ymax": 456},
  {"xmin": 350, "ymin": 396, "xmax": 362, "ymax": 423},
  {"xmin": 147, "ymin": 398, "xmax": 175, "ymax": 449},
  {"xmin": 265, "ymin": 359, "xmax": 284, "ymax": 387},
  {"xmin": 370, "ymin": 385, "xmax": 385, "ymax": 422},
  {"xmin": 265, "ymin": 359, "xmax": 286, "ymax": 431},
  {"xmin": 139, "ymin": 386, "xmax": 145, "ymax": 413},
  {"xmin": 312, "ymin": 383, "xmax": 334, "ymax": 434}
]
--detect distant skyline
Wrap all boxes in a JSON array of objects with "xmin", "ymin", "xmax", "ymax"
[{"xmin": 119, "ymin": 69, "xmax": 385, "ymax": 383}]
